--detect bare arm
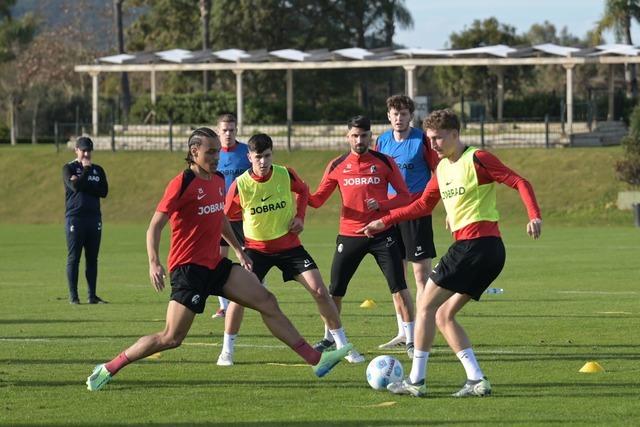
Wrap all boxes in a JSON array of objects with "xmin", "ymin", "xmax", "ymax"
[
  {"xmin": 221, "ymin": 215, "xmax": 253, "ymax": 271},
  {"xmin": 146, "ymin": 211, "xmax": 169, "ymax": 292}
]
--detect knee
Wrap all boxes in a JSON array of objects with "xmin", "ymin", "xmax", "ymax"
[
  {"xmin": 159, "ymin": 333, "xmax": 184, "ymax": 350},
  {"xmin": 310, "ymin": 286, "xmax": 329, "ymax": 302},
  {"xmin": 435, "ymin": 307, "xmax": 453, "ymax": 329}
]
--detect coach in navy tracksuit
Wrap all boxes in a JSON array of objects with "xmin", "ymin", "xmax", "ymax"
[{"xmin": 62, "ymin": 137, "xmax": 109, "ymax": 304}]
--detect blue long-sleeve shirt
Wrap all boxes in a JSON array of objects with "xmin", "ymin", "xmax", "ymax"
[{"xmin": 62, "ymin": 160, "xmax": 108, "ymax": 217}]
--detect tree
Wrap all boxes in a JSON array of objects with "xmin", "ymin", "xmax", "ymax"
[
  {"xmin": 0, "ymin": 0, "xmax": 36, "ymax": 145},
  {"xmin": 114, "ymin": 0, "xmax": 131, "ymax": 128},
  {"xmin": 435, "ymin": 18, "xmax": 529, "ymax": 120},
  {"xmin": 594, "ymin": 0, "xmax": 640, "ymax": 99}
]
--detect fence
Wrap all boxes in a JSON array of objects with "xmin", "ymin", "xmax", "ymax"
[{"xmin": 53, "ymin": 116, "xmax": 587, "ymax": 152}]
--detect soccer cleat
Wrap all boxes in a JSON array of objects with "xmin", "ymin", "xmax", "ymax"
[
  {"xmin": 212, "ymin": 308, "xmax": 226, "ymax": 319},
  {"xmin": 216, "ymin": 352, "xmax": 233, "ymax": 366},
  {"xmin": 69, "ymin": 298, "xmax": 80, "ymax": 305},
  {"xmin": 313, "ymin": 343, "xmax": 352, "ymax": 378},
  {"xmin": 387, "ymin": 377, "xmax": 427, "ymax": 397},
  {"xmin": 378, "ymin": 335, "xmax": 406, "ymax": 349},
  {"xmin": 452, "ymin": 377, "xmax": 492, "ymax": 397},
  {"xmin": 406, "ymin": 342, "xmax": 415, "ymax": 359},
  {"xmin": 344, "ymin": 348, "xmax": 365, "ymax": 364},
  {"xmin": 312, "ymin": 338, "xmax": 336, "ymax": 352},
  {"xmin": 86, "ymin": 363, "xmax": 112, "ymax": 391},
  {"xmin": 88, "ymin": 296, "xmax": 108, "ymax": 304}
]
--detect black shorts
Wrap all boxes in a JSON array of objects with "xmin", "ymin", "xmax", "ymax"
[
  {"xmin": 169, "ymin": 258, "xmax": 235, "ymax": 313},
  {"xmin": 329, "ymin": 227, "xmax": 407, "ymax": 297},
  {"xmin": 396, "ymin": 215, "xmax": 436, "ymax": 262},
  {"xmin": 219, "ymin": 220, "xmax": 245, "ymax": 247},
  {"xmin": 429, "ymin": 236, "xmax": 506, "ymax": 301},
  {"xmin": 244, "ymin": 246, "xmax": 318, "ymax": 283}
]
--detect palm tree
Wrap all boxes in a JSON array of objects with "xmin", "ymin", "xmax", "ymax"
[{"xmin": 595, "ymin": 0, "xmax": 640, "ymax": 99}]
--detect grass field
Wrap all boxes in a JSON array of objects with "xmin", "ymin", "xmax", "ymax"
[
  {"xmin": 1, "ymin": 222, "xmax": 639, "ymax": 426},
  {"xmin": 1, "ymin": 145, "xmax": 639, "ymax": 425}
]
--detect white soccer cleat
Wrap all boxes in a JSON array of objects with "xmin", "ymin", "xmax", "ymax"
[
  {"xmin": 344, "ymin": 348, "xmax": 365, "ymax": 364},
  {"xmin": 216, "ymin": 351, "xmax": 234, "ymax": 366},
  {"xmin": 378, "ymin": 335, "xmax": 406, "ymax": 349}
]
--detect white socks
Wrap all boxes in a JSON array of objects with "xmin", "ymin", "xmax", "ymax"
[
  {"xmin": 402, "ymin": 321, "xmax": 414, "ymax": 345},
  {"xmin": 396, "ymin": 313, "xmax": 405, "ymax": 338},
  {"xmin": 218, "ymin": 296, "xmax": 229, "ymax": 310},
  {"xmin": 456, "ymin": 348, "xmax": 484, "ymax": 380},
  {"xmin": 329, "ymin": 327, "xmax": 348, "ymax": 349},
  {"xmin": 409, "ymin": 350, "xmax": 429, "ymax": 384},
  {"xmin": 222, "ymin": 332, "xmax": 236, "ymax": 355}
]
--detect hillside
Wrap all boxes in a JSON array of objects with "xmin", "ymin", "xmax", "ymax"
[{"xmin": 0, "ymin": 144, "xmax": 633, "ymax": 226}]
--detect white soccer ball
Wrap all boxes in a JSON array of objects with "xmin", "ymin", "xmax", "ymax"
[{"xmin": 366, "ymin": 355, "xmax": 404, "ymax": 390}]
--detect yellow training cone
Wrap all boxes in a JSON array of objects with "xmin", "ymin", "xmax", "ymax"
[
  {"xmin": 579, "ymin": 361, "xmax": 604, "ymax": 373},
  {"xmin": 145, "ymin": 352, "xmax": 162, "ymax": 360},
  {"xmin": 360, "ymin": 299, "xmax": 377, "ymax": 308}
]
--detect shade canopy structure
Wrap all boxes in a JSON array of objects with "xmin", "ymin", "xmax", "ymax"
[{"xmin": 75, "ymin": 43, "xmax": 640, "ymax": 136}]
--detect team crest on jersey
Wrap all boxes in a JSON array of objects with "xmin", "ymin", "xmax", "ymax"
[{"xmin": 370, "ymin": 165, "xmax": 377, "ymax": 174}]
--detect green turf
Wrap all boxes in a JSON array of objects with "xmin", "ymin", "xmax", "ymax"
[{"xmin": 1, "ymin": 222, "xmax": 639, "ymax": 426}]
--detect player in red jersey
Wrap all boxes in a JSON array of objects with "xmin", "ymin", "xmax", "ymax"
[
  {"xmin": 359, "ymin": 110, "xmax": 542, "ymax": 398},
  {"xmin": 85, "ymin": 128, "xmax": 351, "ymax": 391},
  {"xmin": 308, "ymin": 115, "xmax": 417, "ymax": 359}
]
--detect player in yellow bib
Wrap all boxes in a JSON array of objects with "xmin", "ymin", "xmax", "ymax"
[
  {"xmin": 360, "ymin": 109, "xmax": 542, "ymax": 398},
  {"xmin": 216, "ymin": 133, "xmax": 364, "ymax": 366}
]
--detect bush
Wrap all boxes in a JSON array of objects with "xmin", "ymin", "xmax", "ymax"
[{"xmin": 615, "ymin": 104, "xmax": 640, "ymax": 187}]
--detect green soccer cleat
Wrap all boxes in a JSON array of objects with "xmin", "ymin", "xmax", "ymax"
[
  {"xmin": 387, "ymin": 378, "xmax": 427, "ymax": 397},
  {"xmin": 312, "ymin": 343, "xmax": 352, "ymax": 378},
  {"xmin": 86, "ymin": 363, "xmax": 112, "ymax": 391},
  {"xmin": 451, "ymin": 377, "xmax": 492, "ymax": 397}
]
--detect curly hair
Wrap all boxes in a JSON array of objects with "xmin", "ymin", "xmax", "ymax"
[
  {"xmin": 386, "ymin": 94, "xmax": 415, "ymax": 114},
  {"xmin": 422, "ymin": 109, "xmax": 460, "ymax": 133}
]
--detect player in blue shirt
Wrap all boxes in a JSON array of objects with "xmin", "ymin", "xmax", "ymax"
[
  {"xmin": 214, "ymin": 113, "xmax": 251, "ymax": 321},
  {"xmin": 374, "ymin": 95, "xmax": 439, "ymax": 349}
]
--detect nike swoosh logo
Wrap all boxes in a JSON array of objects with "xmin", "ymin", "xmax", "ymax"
[
  {"xmin": 223, "ymin": 162, "xmax": 232, "ymax": 167},
  {"xmin": 414, "ymin": 251, "xmax": 424, "ymax": 257},
  {"xmin": 261, "ymin": 195, "xmax": 272, "ymax": 202},
  {"xmin": 197, "ymin": 194, "xmax": 207, "ymax": 200},
  {"xmin": 445, "ymin": 181, "xmax": 453, "ymax": 186}
]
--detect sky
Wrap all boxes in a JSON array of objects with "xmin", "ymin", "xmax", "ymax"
[{"xmin": 394, "ymin": 0, "xmax": 640, "ymax": 49}]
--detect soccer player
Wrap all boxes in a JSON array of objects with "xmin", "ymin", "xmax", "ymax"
[
  {"xmin": 308, "ymin": 115, "xmax": 416, "ymax": 359},
  {"xmin": 62, "ymin": 136, "xmax": 109, "ymax": 304},
  {"xmin": 85, "ymin": 128, "xmax": 351, "ymax": 391},
  {"xmin": 216, "ymin": 133, "xmax": 363, "ymax": 367},
  {"xmin": 374, "ymin": 95, "xmax": 439, "ymax": 349},
  {"xmin": 214, "ymin": 113, "xmax": 251, "ymax": 319},
  {"xmin": 359, "ymin": 109, "xmax": 542, "ymax": 398}
]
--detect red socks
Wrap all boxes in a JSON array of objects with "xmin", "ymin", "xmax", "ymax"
[
  {"xmin": 105, "ymin": 351, "xmax": 131, "ymax": 376},
  {"xmin": 293, "ymin": 339, "xmax": 321, "ymax": 365}
]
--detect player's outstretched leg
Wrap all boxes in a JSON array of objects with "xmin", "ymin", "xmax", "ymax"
[{"xmin": 222, "ymin": 265, "xmax": 350, "ymax": 377}]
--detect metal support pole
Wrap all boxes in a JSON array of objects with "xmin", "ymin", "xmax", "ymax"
[
  {"xmin": 234, "ymin": 70, "xmax": 244, "ymax": 133},
  {"xmin": 564, "ymin": 64, "xmax": 574, "ymax": 135},
  {"xmin": 403, "ymin": 66, "xmax": 417, "ymax": 100},
  {"xmin": 90, "ymin": 71, "xmax": 100, "ymax": 136},
  {"xmin": 150, "ymin": 69, "xmax": 157, "ymax": 106},
  {"xmin": 608, "ymin": 64, "xmax": 615, "ymax": 121},
  {"xmin": 496, "ymin": 67, "xmax": 504, "ymax": 122},
  {"xmin": 286, "ymin": 69, "xmax": 293, "ymax": 151},
  {"xmin": 480, "ymin": 116, "xmax": 485, "ymax": 149}
]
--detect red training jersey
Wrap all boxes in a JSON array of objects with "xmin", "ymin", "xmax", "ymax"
[
  {"xmin": 383, "ymin": 149, "xmax": 541, "ymax": 240},
  {"xmin": 225, "ymin": 166, "xmax": 309, "ymax": 253},
  {"xmin": 309, "ymin": 150, "xmax": 410, "ymax": 236},
  {"xmin": 156, "ymin": 170, "xmax": 226, "ymax": 271}
]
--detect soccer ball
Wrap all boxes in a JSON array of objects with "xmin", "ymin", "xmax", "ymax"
[{"xmin": 366, "ymin": 355, "xmax": 404, "ymax": 390}]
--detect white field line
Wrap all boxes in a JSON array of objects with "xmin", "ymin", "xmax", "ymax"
[{"xmin": 556, "ymin": 290, "xmax": 638, "ymax": 295}]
